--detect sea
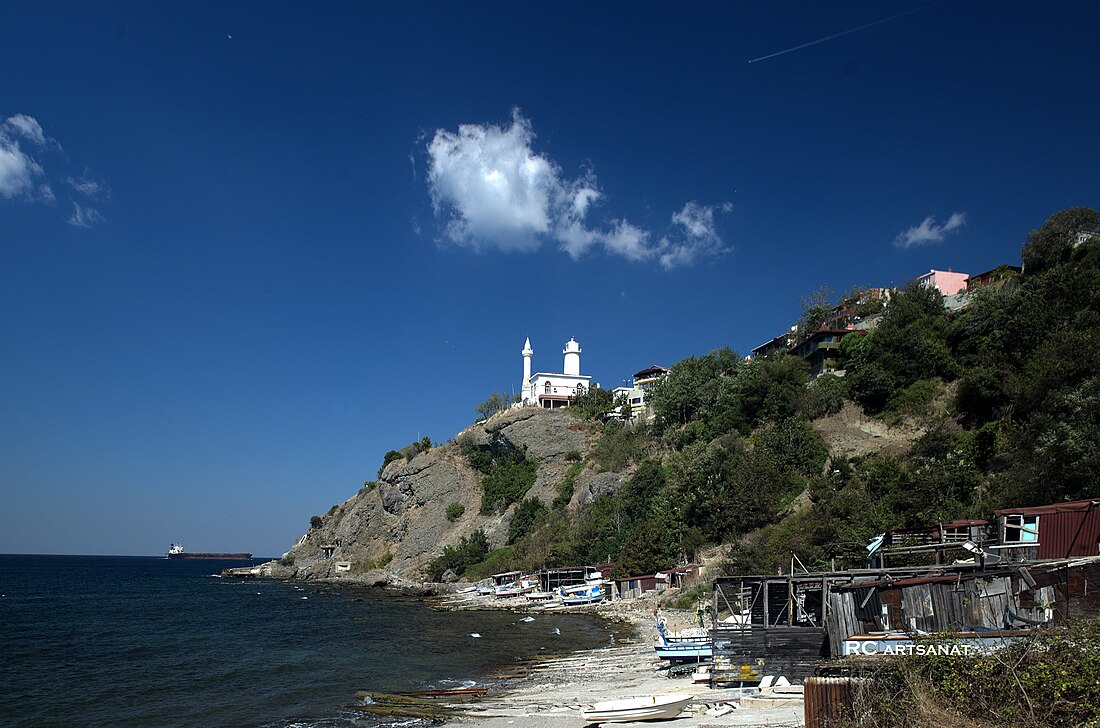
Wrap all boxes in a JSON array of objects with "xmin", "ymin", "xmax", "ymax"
[{"xmin": 0, "ymin": 554, "xmax": 617, "ymax": 727}]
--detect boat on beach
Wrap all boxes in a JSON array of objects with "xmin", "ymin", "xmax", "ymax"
[
  {"xmin": 581, "ymin": 693, "xmax": 694, "ymax": 724},
  {"xmin": 559, "ymin": 570, "xmax": 609, "ymax": 605},
  {"xmin": 654, "ymin": 613, "xmax": 712, "ymax": 662},
  {"xmin": 560, "ymin": 581, "xmax": 606, "ymax": 605}
]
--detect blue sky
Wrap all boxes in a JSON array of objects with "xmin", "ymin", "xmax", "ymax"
[{"xmin": 2, "ymin": 1, "xmax": 1098, "ymax": 557}]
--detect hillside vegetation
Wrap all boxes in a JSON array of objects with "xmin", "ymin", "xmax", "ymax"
[{"xmin": 283, "ymin": 207, "xmax": 1100, "ymax": 584}]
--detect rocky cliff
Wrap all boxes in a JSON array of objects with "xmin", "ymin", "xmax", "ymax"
[{"xmin": 269, "ymin": 408, "xmax": 620, "ymax": 584}]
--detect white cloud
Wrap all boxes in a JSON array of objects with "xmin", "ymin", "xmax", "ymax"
[
  {"xmin": 0, "ymin": 137, "xmax": 45, "ymax": 199},
  {"xmin": 68, "ymin": 202, "xmax": 104, "ymax": 228},
  {"xmin": 654, "ymin": 201, "xmax": 733, "ymax": 270},
  {"xmin": 1, "ymin": 114, "xmax": 106, "ymax": 227},
  {"xmin": 894, "ymin": 212, "xmax": 966, "ymax": 249},
  {"xmin": 427, "ymin": 111, "xmax": 561, "ymax": 252},
  {"xmin": 4, "ymin": 114, "xmax": 51, "ymax": 147},
  {"xmin": 67, "ymin": 174, "xmax": 106, "ymax": 200},
  {"xmin": 425, "ymin": 111, "xmax": 729, "ymax": 269}
]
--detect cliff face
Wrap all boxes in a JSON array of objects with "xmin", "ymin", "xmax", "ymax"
[{"xmin": 271, "ymin": 408, "xmax": 611, "ymax": 584}]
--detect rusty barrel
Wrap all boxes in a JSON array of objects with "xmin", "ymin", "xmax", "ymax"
[{"xmin": 804, "ymin": 676, "xmax": 860, "ymax": 728}]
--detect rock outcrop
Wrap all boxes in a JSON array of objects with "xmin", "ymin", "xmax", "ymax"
[{"xmin": 270, "ymin": 408, "xmax": 615, "ymax": 583}]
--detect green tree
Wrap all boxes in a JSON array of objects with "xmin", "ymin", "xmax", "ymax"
[
  {"xmin": 475, "ymin": 392, "xmax": 507, "ymax": 421},
  {"xmin": 507, "ymin": 496, "xmax": 548, "ymax": 544},
  {"xmin": 1021, "ymin": 206, "xmax": 1100, "ymax": 275},
  {"xmin": 569, "ymin": 385, "xmax": 615, "ymax": 420}
]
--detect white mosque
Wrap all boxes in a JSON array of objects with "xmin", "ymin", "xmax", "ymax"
[{"xmin": 520, "ymin": 337, "xmax": 593, "ymax": 408}]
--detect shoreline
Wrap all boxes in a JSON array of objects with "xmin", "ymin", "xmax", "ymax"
[{"xmin": 428, "ymin": 591, "xmax": 805, "ymax": 728}]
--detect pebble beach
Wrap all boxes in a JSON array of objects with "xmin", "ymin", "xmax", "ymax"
[{"xmin": 437, "ymin": 592, "xmax": 806, "ymax": 728}]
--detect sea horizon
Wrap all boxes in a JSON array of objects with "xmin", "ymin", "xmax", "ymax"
[{"xmin": 1, "ymin": 554, "xmax": 614, "ymax": 727}]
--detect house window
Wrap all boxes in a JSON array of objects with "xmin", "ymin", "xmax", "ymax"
[
  {"xmin": 575, "ymin": 384, "xmax": 585, "ymax": 396},
  {"xmin": 1003, "ymin": 515, "xmax": 1039, "ymax": 544},
  {"xmin": 544, "ymin": 381, "xmax": 552, "ymax": 394}
]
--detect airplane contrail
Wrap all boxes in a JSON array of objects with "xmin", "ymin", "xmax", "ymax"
[{"xmin": 747, "ymin": 1, "xmax": 951, "ymax": 64}]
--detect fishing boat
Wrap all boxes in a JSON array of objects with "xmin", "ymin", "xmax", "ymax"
[
  {"xmin": 560, "ymin": 581, "xmax": 605, "ymax": 605},
  {"xmin": 558, "ymin": 570, "xmax": 608, "ymax": 605},
  {"xmin": 654, "ymin": 614, "xmax": 712, "ymax": 661},
  {"xmin": 494, "ymin": 576, "xmax": 538, "ymax": 598},
  {"xmin": 581, "ymin": 693, "xmax": 694, "ymax": 724}
]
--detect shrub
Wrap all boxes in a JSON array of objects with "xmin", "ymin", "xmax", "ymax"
[
  {"xmin": 445, "ymin": 502, "xmax": 465, "ymax": 521},
  {"xmin": 480, "ymin": 449, "xmax": 539, "ymax": 514},
  {"xmin": 839, "ymin": 621, "xmax": 1100, "ymax": 727},
  {"xmin": 378, "ymin": 449, "xmax": 404, "ymax": 478},
  {"xmin": 592, "ymin": 420, "xmax": 647, "ymax": 472},
  {"xmin": 464, "ymin": 546, "xmax": 518, "ymax": 580},
  {"xmin": 424, "ymin": 529, "xmax": 491, "ymax": 582},
  {"xmin": 888, "ymin": 377, "xmax": 942, "ymax": 417},
  {"xmin": 795, "ymin": 373, "xmax": 849, "ymax": 419},
  {"xmin": 553, "ymin": 460, "xmax": 586, "ymax": 509},
  {"xmin": 507, "ymin": 497, "xmax": 548, "ymax": 544},
  {"xmin": 309, "ymin": 515, "xmax": 323, "ymax": 530},
  {"xmin": 565, "ymin": 450, "xmax": 583, "ymax": 461}
]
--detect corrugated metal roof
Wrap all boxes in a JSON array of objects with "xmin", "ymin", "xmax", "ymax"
[
  {"xmin": 1036, "ymin": 509, "xmax": 1100, "ymax": 559},
  {"xmin": 994, "ymin": 498, "xmax": 1100, "ymax": 516}
]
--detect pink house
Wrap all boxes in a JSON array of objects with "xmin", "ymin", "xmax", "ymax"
[{"xmin": 915, "ymin": 269, "xmax": 969, "ymax": 296}]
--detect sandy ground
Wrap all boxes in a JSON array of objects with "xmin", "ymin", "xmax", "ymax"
[{"xmin": 436, "ymin": 594, "xmax": 805, "ymax": 728}]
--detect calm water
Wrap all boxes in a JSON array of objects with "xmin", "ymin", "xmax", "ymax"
[{"xmin": 0, "ymin": 555, "xmax": 615, "ymax": 727}]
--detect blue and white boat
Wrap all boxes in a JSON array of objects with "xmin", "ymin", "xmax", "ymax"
[
  {"xmin": 654, "ymin": 615, "xmax": 712, "ymax": 662},
  {"xmin": 560, "ymin": 582, "xmax": 606, "ymax": 605},
  {"xmin": 558, "ymin": 571, "xmax": 609, "ymax": 605}
]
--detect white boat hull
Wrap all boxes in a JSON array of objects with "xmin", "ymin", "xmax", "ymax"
[{"xmin": 582, "ymin": 694, "xmax": 693, "ymax": 724}]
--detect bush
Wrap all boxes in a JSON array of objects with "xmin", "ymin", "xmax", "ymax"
[
  {"xmin": 378, "ymin": 449, "xmax": 404, "ymax": 478},
  {"xmin": 565, "ymin": 450, "xmax": 583, "ymax": 461},
  {"xmin": 569, "ymin": 386, "xmax": 616, "ymax": 420},
  {"xmin": 553, "ymin": 460, "xmax": 586, "ymax": 509},
  {"xmin": 480, "ymin": 449, "xmax": 539, "ymax": 514},
  {"xmin": 888, "ymin": 378, "xmax": 942, "ymax": 417},
  {"xmin": 507, "ymin": 497, "xmax": 548, "ymax": 544},
  {"xmin": 795, "ymin": 373, "xmax": 849, "ymax": 419},
  {"xmin": 445, "ymin": 502, "xmax": 465, "ymax": 521},
  {"xmin": 424, "ymin": 529, "xmax": 490, "ymax": 582},
  {"xmin": 592, "ymin": 420, "xmax": 647, "ymax": 472},
  {"xmin": 309, "ymin": 515, "xmax": 323, "ymax": 530},
  {"xmin": 840, "ymin": 621, "xmax": 1100, "ymax": 727},
  {"xmin": 464, "ymin": 546, "xmax": 518, "ymax": 580}
]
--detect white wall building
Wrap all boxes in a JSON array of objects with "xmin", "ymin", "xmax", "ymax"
[{"xmin": 520, "ymin": 337, "xmax": 592, "ymax": 408}]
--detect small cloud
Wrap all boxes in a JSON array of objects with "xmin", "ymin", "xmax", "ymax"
[
  {"xmin": 658, "ymin": 201, "xmax": 732, "ymax": 269},
  {"xmin": 0, "ymin": 136, "xmax": 45, "ymax": 199},
  {"xmin": 1, "ymin": 114, "xmax": 107, "ymax": 227},
  {"xmin": 68, "ymin": 202, "xmax": 104, "ymax": 228},
  {"xmin": 4, "ymin": 114, "xmax": 51, "ymax": 147},
  {"xmin": 67, "ymin": 174, "xmax": 107, "ymax": 200},
  {"xmin": 894, "ymin": 212, "xmax": 966, "ymax": 249}
]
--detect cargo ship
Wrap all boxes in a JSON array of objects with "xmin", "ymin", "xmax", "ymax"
[{"xmin": 166, "ymin": 543, "xmax": 252, "ymax": 561}]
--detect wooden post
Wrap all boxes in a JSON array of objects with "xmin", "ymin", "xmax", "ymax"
[{"xmin": 763, "ymin": 578, "xmax": 770, "ymax": 629}]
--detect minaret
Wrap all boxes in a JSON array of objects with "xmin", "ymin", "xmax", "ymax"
[
  {"xmin": 563, "ymin": 337, "xmax": 581, "ymax": 376},
  {"xmin": 521, "ymin": 337, "xmax": 534, "ymax": 403}
]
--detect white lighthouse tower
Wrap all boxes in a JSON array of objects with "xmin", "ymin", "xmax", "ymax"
[
  {"xmin": 521, "ymin": 337, "xmax": 534, "ymax": 403},
  {"xmin": 563, "ymin": 337, "xmax": 582, "ymax": 376}
]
